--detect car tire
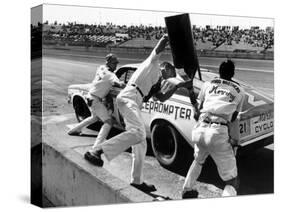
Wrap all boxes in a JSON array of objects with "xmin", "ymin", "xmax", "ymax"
[
  {"xmin": 73, "ymin": 97, "xmax": 91, "ymax": 122},
  {"xmin": 151, "ymin": 121, "xmax": 193, "ymax": 170}
]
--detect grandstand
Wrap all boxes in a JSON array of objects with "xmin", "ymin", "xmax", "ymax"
[
  {"xmin": 39, "ymin": 22, "xmax": 274, "ymax": 55},
  {"xmin": 214, "ymin": 41, "xmax": 265, "ymax": 52}
]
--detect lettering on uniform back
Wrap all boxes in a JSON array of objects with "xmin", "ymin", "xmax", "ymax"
[
  {"xmin": 209, "ymin": 85, "xmax": 236, "ymax": 102},
  {"xmin": 209, "ymin": 78, "xmax": 241, "ymax": 102},
  {"xmin": 211, "ymin": 78, "xmax": 240, "ymax": 93}
]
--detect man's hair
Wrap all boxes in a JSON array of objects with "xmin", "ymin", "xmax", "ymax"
[
  {"xmin": 219, "ymin": 59, "xmax": 235, "ymax": 80},
  {"xmin": 160, "ymin": 61, "xmax": 176, "ymax": 79},
  {"xmin": 105, "ymin": 53, "xmax": 119, "ymax": 64}
]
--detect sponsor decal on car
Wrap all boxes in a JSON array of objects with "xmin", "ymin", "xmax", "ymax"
[
  {"xmin": 239, "ymin": 111, "xmax": 274, "ymax": 141},
  {"xmin": 142, "ymin": 100, "xmax": 192, "ymax": 120}
]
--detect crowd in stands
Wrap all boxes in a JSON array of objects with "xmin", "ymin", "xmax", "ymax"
[
  {"xmin": 42, "ymin": 22, "xmax": 167, "ymax": 47},
  {"xmin": 37, "ymin": 21, "xmax": 274, "ymax": 51},
  {"xmin": 193, "ymin": 25, "xmax": 274, "ymax": 50}
]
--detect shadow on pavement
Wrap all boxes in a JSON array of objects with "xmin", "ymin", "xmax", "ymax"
[
  {"xmin": 162, "ymin": 147, "xmax": 274, "ymax": 195},
  {"xmin": 88, "ymin": 124, "xmax": 274, "ymax": 195}
]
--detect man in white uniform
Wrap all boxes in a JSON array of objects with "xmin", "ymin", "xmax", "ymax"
[
  {"xmin": 182, "ymin": 60, "xmax": 245, "ymax": 198},
  {"xmin": 68, "ymin": 54, "xmax": 125, "ymax": 150},
  {"xmin": 84, "ymin": 35, "xmax": 191, "ymax": 192}
]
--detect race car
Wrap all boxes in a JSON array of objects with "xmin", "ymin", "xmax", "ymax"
[{"xmin": 67, "ymin": 63, "xmax": 274, "ymax": 169}]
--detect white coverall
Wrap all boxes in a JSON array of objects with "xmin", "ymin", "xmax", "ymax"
[
  {"xmin": 95, "ymin": 49, "xmax": 161, "ymax": 184},
  {"xmin": 70, "ymin": 65, "xmax": 121, "ymax": 149},
  {"xmin": 183, "ymin": 78, "xmax": 245, "ymax": 196}
]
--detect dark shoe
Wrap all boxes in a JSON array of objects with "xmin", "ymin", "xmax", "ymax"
[
  {"xmin": 182, "ymin": 190, "xmax": 199, "ymax": 199},
  {"xmin": 67, "ymin": 130, "xmax": 81, "ymax": 136},
  {"xmin": 84, "ymin": 151, "xmax": 104, "ymax": 167},
  {"xmin": 130, "ymin": 182, "xmax": 157, "ymax": 193}
]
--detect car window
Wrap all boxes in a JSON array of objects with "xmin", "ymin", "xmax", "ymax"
[
  {"xmin": 118, "ymin": 71, "xmax": 126, "ymax": 82},
  {"xmin": 124, "ymin": 70, "xmax": 135, "ymax": 83},
  {"xmin": 116, "ymin": 67, "xmax": 137, "ymax": 83}
]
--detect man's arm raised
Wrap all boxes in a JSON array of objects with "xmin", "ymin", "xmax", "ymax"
[{"xmin": 154, "ymin": 34, "xmax": 169, "ymax": 55}]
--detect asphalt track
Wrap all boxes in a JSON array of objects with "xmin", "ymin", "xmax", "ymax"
[
  {"xmin": 43, "ymin": 48, "xmax": 274, "ymax": 97},
  {"xmin": 38, "ymin": 48, "xmax": 274, "ymax": 201}
]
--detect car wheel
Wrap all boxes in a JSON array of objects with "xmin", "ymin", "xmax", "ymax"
[
  {"xmin": 73, "ymin": 97, "xmax": 91, "ymax": 122},
  {"xmin": 151, "ymin": 121, "xmax": 192, "ymax": 170}
]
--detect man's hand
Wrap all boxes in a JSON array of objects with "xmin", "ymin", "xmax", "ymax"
[
  {"xmin": 119, "ymin": 81, "xmax": 126, "ymax": 88},
  {"xmin": 153, "ymin": 78, "xmax": 178, "ymax": 102},
  {"xmin": 183, "ymin": 79, "xmax": 193, "ymax": 90},
  {"xmin": 162, "ymin": 34, "xmax": 169, "ymax": 41},
  {"xmin": 114, "ymin": 81, "xmax": 126, "ymax": 88},
  {"xmin": 155, "ymin": 34, "xmax": 169, "ymax": 54},
  {"xmin": 160, "ymin": 79, "xmax": 176, "ymax": 94},
  {"xmin": 229, "ymin": 138, "xmax": 239, "ymax": 147},
  {"xmin": 161, "ymin": 77, "xmax": 188, "ymax": 92}
]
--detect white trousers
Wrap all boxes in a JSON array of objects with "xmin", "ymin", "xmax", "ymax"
[
  {"xmin": 70, "ymin": 96, "xmax": 112, "ymax": 147},
  {"xmin": 183, "ymin": 121, "xmax": 237, "ymax": 191},
  {"xmin": 96, "ymin": 86, "xmax": 147, "ymax": 184},
  {"xmin": 68, "ymin": 115, "xmax": 98, "ymax": 133}
]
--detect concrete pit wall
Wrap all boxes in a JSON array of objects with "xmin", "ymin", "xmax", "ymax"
[{"xmin": 42, "ymin": 134, "xmax": 153, "ymax": 207}]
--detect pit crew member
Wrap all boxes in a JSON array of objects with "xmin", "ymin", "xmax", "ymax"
[
  {"xmin": 84, "ymin": 34, "xmax": 191, "ymax": 192},
  {"xmin": 182, "ymin": 59, "xmax": 245, "ymax": 198},
  {"xmin": 68, "ymin": 54, "xmax": 125, "ymax": 150}
]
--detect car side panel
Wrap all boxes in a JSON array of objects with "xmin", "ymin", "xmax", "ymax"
[{"xmin": 141, "ymin": 94, "xmax": 196, "ymax": 146}]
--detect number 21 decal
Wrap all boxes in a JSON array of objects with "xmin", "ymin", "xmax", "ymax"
[{"xmin": 239, "ymin": 122, "xmax": 247, "ymax": 134}]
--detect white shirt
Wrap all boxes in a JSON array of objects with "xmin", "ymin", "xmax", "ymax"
[
  {"xmin": 198, "ymin": 78, "xmax": 245, "ymax": 122},
  {"xmin": 128, "ymin": 49, "xmax": 161, "ymax": 97},
  {"xmin": 89, "ymin": 65, "xmax": 120, "ymax": 98}
]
